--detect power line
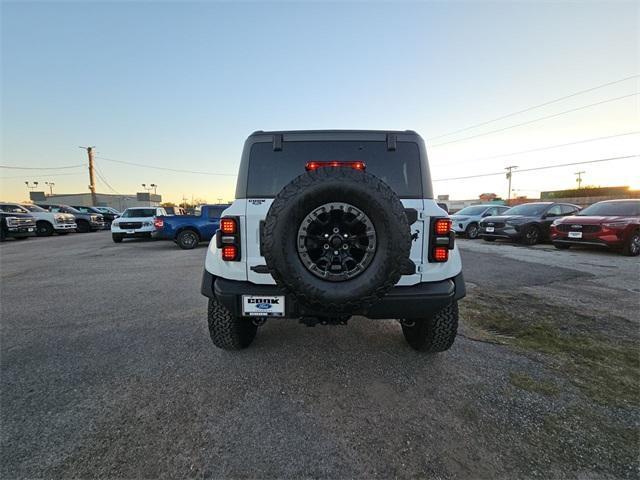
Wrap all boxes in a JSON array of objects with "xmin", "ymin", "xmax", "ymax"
[
  {"xmin": 93, "ymin": 161, "xmax": 122, "ymax": 195},
  {"xmin": 428, "ymin": 74, "xmax": 639, "ymax": 141},
  {"xmin": 0, "ymin": 164, "xmax": 85, "ymax": 170},
  {"xmin": 0, "ymin": 172, "xmax": 85, "ymax": 180},
  {"xmin": 431, "ymin": 93, "xmax": 639, "ymax": 147},
  {"xmin": 432, "ymin": 155, "xmax": 638, "ymax": 182},
  {"xmin": 96, "ymin": 156, "xmax": 237, "ymax": 177},
  {"xmin": 430, "ymin": 131, "xmax": 640, "ymax": 167}
]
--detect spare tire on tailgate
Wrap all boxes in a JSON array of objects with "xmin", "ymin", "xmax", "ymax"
[{"xmin": 262, "ymin": 167, "xmax": 411, "ymax": 314}]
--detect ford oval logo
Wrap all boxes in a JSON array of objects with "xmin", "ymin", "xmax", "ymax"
[{"xmin": 256, "ymin": 303, "xmax": 272, "ymax": 310}]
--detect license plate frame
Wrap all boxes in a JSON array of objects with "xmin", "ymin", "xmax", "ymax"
[
  {"xmin": 568, "ymin": 231, "xmax": 582, "ymax": 239},
  {"xmin": 485, "ymin": 226, "xmax": 495, "ymax": 233},
  {"xmin": 242, "ymin": 295, "xmax": 285, "ymax": 317}
]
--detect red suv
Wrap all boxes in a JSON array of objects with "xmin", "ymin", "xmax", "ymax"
[{"xmin": 550, "ymin": 199, "xmax": 640, "ymax": 256}]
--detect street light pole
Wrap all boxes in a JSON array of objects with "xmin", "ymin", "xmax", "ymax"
[{"xmin": 505, "ymin": 166, "xmax": 518, "ymax": 202}]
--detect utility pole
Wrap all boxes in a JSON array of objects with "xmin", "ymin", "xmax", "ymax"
[
  {"xmin": 574, "ymin": 171, "xmax": 585, "ymax": 189},
  {"xmin": 45, "ymin": 182, "xmax": 55, "ymax": 195},
  {"xmin": 80, "ymin": 146, "xmax": 97, "ymax": 206},
  {"xmin": 505, "ymin": 166, "xmax": 518, "ymax": 201}
]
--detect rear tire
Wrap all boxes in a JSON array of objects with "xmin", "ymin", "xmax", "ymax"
[
  {"xmin": 401, "ymin": 302, "xmax": 459, "ymax": 353},
  {"xmin": 207, "ymin": 297, "xmax": 257, "ymax": 350},
  {"xmin": 176, "ymin": 229, "xmax": 199, "ymax": 250},
  {"xmin": 465, "ymin": 223, "xmax": 480, "ymax": 239},
  {"xmin": 554, "ymin": 242, "xmax": 570, "ymax": 250},
  {"xmin": 622, "ymin": 230, "xmax": 640, "ymax": 256},
  {"xmin": 36, "ymin": 221, "xmax": 54, "ymax": 237},
  {"xmin": 112, "ymin": 234, "xmax": 123, "ymax": 243}
]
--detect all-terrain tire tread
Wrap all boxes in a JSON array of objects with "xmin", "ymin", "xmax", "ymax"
[
  {"xmin": 402, "ymin": 302, "xmax": 459, "ymax": 353},
  {"xmin": 207, "ymin": 297, "xmax": 257, "ymax": 350},
  {"xmin": 262, "ymin": 168, "xmax": 411, "ymax": 313}
]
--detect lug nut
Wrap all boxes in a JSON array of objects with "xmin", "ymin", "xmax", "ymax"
[
  {"xmin": 333, "ymin": 227, "xmax": 339, "ymax": 233},
  {"xmin": 334, "ymin": 250, "xmax": 339, "ymax": 255},
  {"xmin": 342, "ymin": 244, "xmax": 349, "ymax": 249},
  {"xmin": 324, "ymin": 233, "xmax": 329, "ymax": 238},
  {"xmin": 324, "ymin": 244, "xmax": 330, "ymax": 249}
]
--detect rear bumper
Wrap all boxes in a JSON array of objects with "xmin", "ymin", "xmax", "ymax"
[{"xmin": 201, "ymin": 270, "xmax": 466, "ymax": 320}]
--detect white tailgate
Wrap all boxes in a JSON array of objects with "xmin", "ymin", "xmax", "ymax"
[
  {"xmin": 245, "ymin": 198, "xmax": 425, "ymax": 286},
  {"xmin": 398, "ymin": 199, "xmax": 424, "ymax": 286},
  {"xmin": 246, "ymin": 199, "xmax": 277, "ymax": 284}
]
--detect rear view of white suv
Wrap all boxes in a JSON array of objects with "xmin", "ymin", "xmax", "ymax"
[
  {"xmin": 0, "ymin": 203, "xmax": 77, "ymax": 236},
  {"xmin": 111, "ymin": 207, "xmax": 167, "ymax": 243},
  {"xmin": 201, "ymin": 130, "xmax": 465, "ymax": 352}
]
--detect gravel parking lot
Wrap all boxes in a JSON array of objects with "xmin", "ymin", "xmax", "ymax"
[{"xmin": 1, "ymin": 233, "xmax": 638, "ymax": 479}]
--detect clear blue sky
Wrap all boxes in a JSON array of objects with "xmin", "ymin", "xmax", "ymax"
[{"xmin": 1, "ymin": 1, "xmax": 638, "ymax": 203}]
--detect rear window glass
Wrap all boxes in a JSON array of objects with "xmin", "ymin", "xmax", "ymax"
[{"xmin": 246, "ymin": 141, "xmax": 422, "ymax": 198}]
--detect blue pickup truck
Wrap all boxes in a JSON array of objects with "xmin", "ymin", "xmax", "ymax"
[{"xmin": 155, "ymin": 204, "xmax": 230, "ymax": 249}]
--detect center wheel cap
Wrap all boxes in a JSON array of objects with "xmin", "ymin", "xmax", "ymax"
[{"xmin": 297, "ymin": 202, "xmax": 377, "ymax": 282}]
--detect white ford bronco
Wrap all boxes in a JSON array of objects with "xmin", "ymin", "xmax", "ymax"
[{"xmin": 201, "ymin": 130, "xmax": 465, "ymax": 352}]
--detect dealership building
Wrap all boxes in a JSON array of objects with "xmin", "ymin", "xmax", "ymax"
[{"xmin": 29, "ymin": 192, "xmax": 162, "ymax": 211}]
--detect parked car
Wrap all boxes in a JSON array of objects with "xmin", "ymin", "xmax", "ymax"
[
  {"xmin": 0, "ymin": 210, "xmax": 36, "ymax": 241},
  {"xmin": 155, "ymin": 204, "xmax": 229, "ymax": 249},
  {"xmin": 478, "ymin": 202, "xmax": 581, "ymax": 245},
  {"xmin": 71, "ymin": 205, "xmax": 119, "ymax": 226},
  {"xmin": 94, "ymin": 206, "xmax": 122, "ymax": 216},
  {"xmin": 550, "ymin": 199, "xmax": 640, "ymax": 256},
  {"xmin": 38, "ymin": 204, "xmax": 106, "ymax": 233},
  {"xmin": 0, "ymin": 203, "xmax": 76, "ymax": 236},
  {"xmin": 163, "ymin": 206, "xmax": 186, "ymax": 216},
  {"xmin": 111, "ymin": 207, "xmax": 167, "ymax": 243},
  {"xmin": 450, "ymin": 204, "xmax": 511, "ymax": 239},
  {"xmin": 201, "ymin": 130, "xmax": 465, "ymax": 352}
]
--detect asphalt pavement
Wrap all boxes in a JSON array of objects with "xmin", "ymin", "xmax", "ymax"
[{"xmin": 1, "ymin": 232, "xmax": 638, "ymax": 479}]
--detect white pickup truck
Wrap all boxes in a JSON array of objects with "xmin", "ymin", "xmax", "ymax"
[{"xmin": 0, "ymin": 203, "xmax": 77, "ymax": 236}]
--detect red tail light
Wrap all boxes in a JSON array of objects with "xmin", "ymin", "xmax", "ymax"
[
  {"xmin": 432, "ymin": 246, "xmax": 449, "ymax": 262},
  {"xmin": 221, "ymin": 245, "xmax": 238, "ymax": 261},
  {"xmin": 216, "ymin": 216, "xmax": 241, "ymax": 261},
  {"xmin": 429, "ymin": 217, "xmax": 454, "ymax": 263},
  {"xmin": 434, "ymin": 218, "xmax": 451, "ymax": 235},
  {"xmin": 154, "ymin": 217, "xmax": 164, "ymax": 229},
  {"xmin": 220, "ymin": 218, "xmax": 237, "ymax": 234},
  {"xmin": 305, "ymin": 161, "xmax": 366, "ymax": 171}
]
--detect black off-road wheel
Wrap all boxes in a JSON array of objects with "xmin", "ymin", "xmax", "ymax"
[
  {"xmin": 262, "ymin": 167, "xmax": 411, "ymax": 314},
  {"xmin": 401, "ymin": 302, "xmax": 459, "ymax": 353},
  {"xmin": 522, "ymin": 225, "xmax": 541, "ymax": 245},
  {"xmin": 622, "ymin": 230, "xmax": 640, "ymax": 256},
  {"xmin": 36, "ymin": 221, "xmax": 54, "ymax": 237},
  {"xmin": 465, "ymin": 223, "xmax": 480, "ymax": 239},
  {"xmin": 177, "ymin": 229, "xmax": 199, "ymax": 250},
  {"xmin": 112, "ymin": 233, "xmax": 123, "ymax": 243},
  {"xmin": 207, "ymin": 297, "xmax": 257, "ymax": 350}
]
